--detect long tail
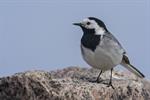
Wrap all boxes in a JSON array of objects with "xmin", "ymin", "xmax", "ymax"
[
  {"xmin": 121, "ymin": 54, "xmax": 145, "ymax": 78},
  {"xmin": 121, "ymin": 62, "xmax": 145, "ymax": 78}
]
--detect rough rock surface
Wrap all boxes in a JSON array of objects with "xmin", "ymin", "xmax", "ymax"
[{"xmin": 0, "ymin": 67, "xmax": 149, "ymax": 100}]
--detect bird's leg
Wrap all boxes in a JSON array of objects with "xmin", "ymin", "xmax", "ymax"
[
  {"xmin": 96, "ymin": 70, "xmax": 103, "ymax": 83},
  {"xmin": 107, "ymin": 68, "xmax": 114, "ymax": 89},
  {"xmin": 89, "ymin": 70, "xmax": 103, "ymax": 83}
]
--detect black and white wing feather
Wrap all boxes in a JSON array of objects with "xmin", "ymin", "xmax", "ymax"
[{"xmin": 103, "ymin": 32, "xmax": 145, "ymax": 78}]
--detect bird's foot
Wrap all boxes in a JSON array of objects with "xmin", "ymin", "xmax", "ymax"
[
  {"xmin": 105, "ymin": 82, "xmax": 115, "ymax": 89},
  {"xmin": 89, "ymin": 78, "xmax": 103, "ymax": 83},
  {"xmin": 96, "ymin": 78, "xmax": 103, "ymax": 83}
]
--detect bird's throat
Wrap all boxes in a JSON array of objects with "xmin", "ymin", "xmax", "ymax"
[
  {"xmin": 81, "ymin": 34, "xmax": 101, "ymax": 51},
  {"xmin": 81, "ymin": 27, "xmax": 95, "ymax": 35}
]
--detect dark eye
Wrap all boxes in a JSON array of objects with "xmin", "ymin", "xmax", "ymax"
[{"xmin": 87, "ymin": 22, "xmax": 91, "ymax": 25}]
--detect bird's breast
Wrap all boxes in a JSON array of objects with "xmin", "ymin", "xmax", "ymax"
[{"xmin": 81, "ymin": 43, "xmax": 123, "ymax": 71}]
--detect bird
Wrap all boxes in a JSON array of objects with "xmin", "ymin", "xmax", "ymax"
[{"xmin": 73, "ymin": 17, "xmax": 145, "ymax": 88}]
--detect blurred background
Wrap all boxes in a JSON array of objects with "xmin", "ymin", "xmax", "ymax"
[{"xmin": 0, "ymin": 0, "xmax": 149, "ymax": 78}]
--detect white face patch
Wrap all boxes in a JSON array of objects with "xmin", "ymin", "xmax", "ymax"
[
  {"xmin": 96, "ymin": 27, "xmax": 105, "ymax": 35},
  {"xmin": 81, "ymin": 18, "xmax": 105, "ymax": 35}
]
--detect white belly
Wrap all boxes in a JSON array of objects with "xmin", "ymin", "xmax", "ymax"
[{"xmin": 81, "ymin": 45, "xmax": 123, "ymax": 71}]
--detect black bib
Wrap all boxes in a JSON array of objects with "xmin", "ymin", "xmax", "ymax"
[{"xmin": 81, "ymin": 34, "xmax": 101, "ymax": 51}]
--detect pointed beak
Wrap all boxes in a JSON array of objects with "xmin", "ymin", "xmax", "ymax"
[{"xmin": 73, "ymin": 23, "xmax": 82, "ymax": 26}]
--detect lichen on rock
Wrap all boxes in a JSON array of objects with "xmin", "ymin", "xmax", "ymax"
[{"xmin": 0, "ymin": 67, "xmax": 149, "ymax": 100}]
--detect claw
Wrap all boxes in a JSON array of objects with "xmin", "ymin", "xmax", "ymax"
[
  {"xmin": 89, "ymin": 78, "xmax": 103, "ymax": 83},
  {"xmin": 106, "ymin": 82, "xmax": 115, "ymax": 89}
]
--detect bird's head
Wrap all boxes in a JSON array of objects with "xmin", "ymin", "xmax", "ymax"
[{"xmin": 73, "ymin": 17, "xmax": 108, "ymax": 35}]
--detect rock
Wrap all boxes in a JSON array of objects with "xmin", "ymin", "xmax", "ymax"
[{"xmin": 0, "ymin": 67, "xmax": 149, "ymax": 100}]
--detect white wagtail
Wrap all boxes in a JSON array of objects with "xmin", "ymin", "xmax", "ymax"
[{"xmin": 73, "ymin": 17, "xmax": 145, "ymax": 88}]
